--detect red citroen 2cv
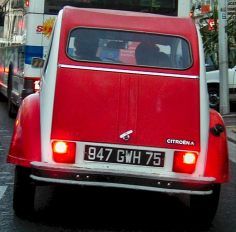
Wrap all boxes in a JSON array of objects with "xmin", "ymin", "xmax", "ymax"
[{"xmin": 7, "ymin": 7, "xmax": 229, "ymax": 226}]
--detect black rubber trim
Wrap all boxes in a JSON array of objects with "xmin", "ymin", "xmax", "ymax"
[{"xmin": 31, "ymin": 166, "xmax": 214, "ymax": 192}]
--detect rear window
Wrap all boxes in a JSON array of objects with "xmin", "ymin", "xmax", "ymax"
[{"xmin": 67, "ymin": 28, "xmax": 192, "ymax": 69}]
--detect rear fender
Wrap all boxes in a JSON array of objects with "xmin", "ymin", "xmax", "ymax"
[
  {"xmin": 205, "ymin": 109, "xmax": 229, "ymax": 183},
  {"xmin": 7, "ymin": 93, "xmax": 41, "ymax": 167}
]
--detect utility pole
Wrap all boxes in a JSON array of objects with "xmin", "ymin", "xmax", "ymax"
[
  {"xmin": 178, "ymin": 0, "xmax": 192, "ymax": 17},
  {"xmin": 218, "ymin": 0, "xmax": 230, "ymax": 114}
]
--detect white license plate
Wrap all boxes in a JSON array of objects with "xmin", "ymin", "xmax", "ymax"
[{"xmin": 84, "ymin": 145, "xmax": 165, "ymax": 167}]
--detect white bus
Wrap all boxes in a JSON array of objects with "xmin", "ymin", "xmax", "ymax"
[{"xmin": 0, "ymin": 0, "xmax": 189, "ymax": 117}]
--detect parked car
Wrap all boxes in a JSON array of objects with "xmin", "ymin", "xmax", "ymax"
[
  {"xmin": 7, "ymin": 7, "xmax": 229, "ymax": 227},
  {"xmin": 206, "ymin": 58, "xmax": 236, "ymax": 110}
]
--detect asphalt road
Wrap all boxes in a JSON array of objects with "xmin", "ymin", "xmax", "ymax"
[{"xmin": 0, "ymin": 100, "xmax": 236, "ymax": 232}]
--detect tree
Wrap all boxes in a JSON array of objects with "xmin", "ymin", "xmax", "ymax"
[{"xmin": 198, "ymin": 1, "xmax": 236, "ymax": 68}]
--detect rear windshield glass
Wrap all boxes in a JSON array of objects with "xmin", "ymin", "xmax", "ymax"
[{"xmin": 67, "ymin": 28, "xmax": 192, "ymax": 69}]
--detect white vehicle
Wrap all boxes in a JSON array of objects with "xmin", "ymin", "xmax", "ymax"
[
  {"xmin": 0, "ymin": 0, "xmax": 56, "ymax": 117},
  {"xmin": 206, "ymin": 66, "xmax": 236, "ymax": 109}
]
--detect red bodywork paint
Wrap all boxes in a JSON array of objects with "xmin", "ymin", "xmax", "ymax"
[
  {"xmin": 51, "ymin": 68, "xmax": 201, "ymax": 151},
  {"xmin": 205, "ymin": 109, "xmax": 229, "ymax": 183},
  {"xmin": 7, "ymin": 93, "xmax": 41, "ymax": 167},
  {"xmin": 51, "ymin": 8, "xmax": 201, "ymax": 151}
]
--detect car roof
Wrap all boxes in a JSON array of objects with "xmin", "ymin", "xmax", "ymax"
[
  {"xmin": 58, "ymin": 6, "xmax": 200, "ymax": 75},
  {"xmin": 61, "ymin": 6, "xmax": 197, "ymax": 39}
]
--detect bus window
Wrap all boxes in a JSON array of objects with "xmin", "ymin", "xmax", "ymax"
[
  {"xmin": 44, "ymin": 0, "xmax": 178, "ymax": 16},
  {"xmin": 11, "ymin": 0, "xmax": 24, "ymax": 8},
  {"xmin": 0, "ymin": 12, "xmax": 4, "ymax": 27}
]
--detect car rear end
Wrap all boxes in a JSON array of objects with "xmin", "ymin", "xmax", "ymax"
[{"xmin": 33, "ymin": 7, "xmax": 215, "ymax": 196}]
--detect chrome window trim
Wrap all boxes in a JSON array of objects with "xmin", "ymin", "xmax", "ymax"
[{"xmin": 58, "ymin": 64, "xmax": 199, "ymax": 79}]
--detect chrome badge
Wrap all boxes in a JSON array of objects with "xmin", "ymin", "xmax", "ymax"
[{"xmin": 120, "ymin": 130, "xmax": 133, "ymax": 141}]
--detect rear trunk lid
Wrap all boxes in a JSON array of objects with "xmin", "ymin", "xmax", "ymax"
[{"xmin": 51, "ymin": 67, "xmax": 200, "ymax": 151}]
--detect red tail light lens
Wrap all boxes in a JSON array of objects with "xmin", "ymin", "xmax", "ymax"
[
  {"xmin": 173, "ymin": 151, "xmax": 198, "ymax": 174},
  {"xmin": 25, "ymin": 0, "xmax": 30, "ymax": 7},
  {"xmin": 52, "ymin": 141, "xmax": 76, "ymax": 163}
]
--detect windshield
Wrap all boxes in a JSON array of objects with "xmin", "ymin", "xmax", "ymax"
[
  {"xmin": 44, "ymin": 0, "xmax": 178, "ymax": 15},
  {"xmin": 67, "ymin": 28, "xmax": 192, "ymax": 70}
]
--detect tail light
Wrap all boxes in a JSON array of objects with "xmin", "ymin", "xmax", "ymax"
[
  {"xmin": 25, "ymin": 0, "xmax": 30, "ymax": 7},
  {"xmin": 52, "ymin": 141, "xmax": 76, "ymax": 163},
  {"xmin": 34, "ymin": 80, "xmax": 40, "ymax": 92},
  {"xmin": 173, "ymin": 151, "xmax": 198, "ymax": 174}
]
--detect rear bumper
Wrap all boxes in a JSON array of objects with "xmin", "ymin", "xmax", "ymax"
[{"xmin": 31, "ymin": 162, "xmax": 215, "ymax": 195}]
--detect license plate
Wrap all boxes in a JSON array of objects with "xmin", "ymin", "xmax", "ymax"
[{"xmin": 84, "ymin": 145, "xmax": 165, "ymax": 167}]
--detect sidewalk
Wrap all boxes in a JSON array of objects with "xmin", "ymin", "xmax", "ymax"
[
  {"xmin": 227, "ymin": 127, "xmax": 236, "ymax": 144},
  {"xmin": 222, "ymin": 113, "xmax": 236, "ymax": 144}
]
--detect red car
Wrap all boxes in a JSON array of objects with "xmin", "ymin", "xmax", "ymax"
[{"xmin": 8, "ymin": 7, "xmax": 229, "ymax": 226}]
